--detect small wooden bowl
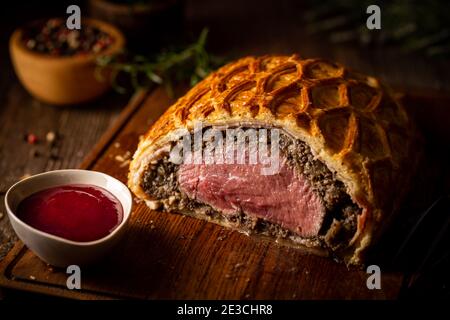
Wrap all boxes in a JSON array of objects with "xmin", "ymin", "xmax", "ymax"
[{"xmin": 9, "ymin": 18, "xmax": 125, "ymax": 106}]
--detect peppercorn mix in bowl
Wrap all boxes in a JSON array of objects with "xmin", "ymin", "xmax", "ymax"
[{"xmin": 10, "ymin": 18, "xmax": 125, "ymax": 105}]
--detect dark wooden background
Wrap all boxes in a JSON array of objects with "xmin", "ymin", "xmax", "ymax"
[{"xmin": 1, "ymin": 0, "xmax": 449, "ymax": 299}]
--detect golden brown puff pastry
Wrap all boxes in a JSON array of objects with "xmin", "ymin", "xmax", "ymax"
[{"xmin": 128, "ymin": 54, "xmax": 419, "ymax": 265}]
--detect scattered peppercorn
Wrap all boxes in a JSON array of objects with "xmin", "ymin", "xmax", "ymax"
[
  {"xmin": 30, "ymin": 148, "xmax": 40, "ymax": 158},
  {"xmin": 46, "ymin": 131, "xmax": 57, "ymax": 144},
  {"xmin": 26, "ymin": 133, "xmax": 38, "ymax": 144}
]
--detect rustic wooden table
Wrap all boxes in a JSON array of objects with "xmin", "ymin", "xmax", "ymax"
[{"xmin": 1, "ymin": 0, "xmax": 449, "ymax": 299}]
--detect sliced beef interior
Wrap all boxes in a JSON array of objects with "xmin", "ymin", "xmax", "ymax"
[
  {"xmin": 178, "ymin": 158, "xmax": 325, "ymax": 237},
  {"xmin": 141, "ymin": 130, "xmax": 360, "ymax": 253}
]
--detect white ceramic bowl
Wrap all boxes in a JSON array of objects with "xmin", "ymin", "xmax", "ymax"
[{"xmin": 4, "ymin": 169, "xmax": 132, "ymax": 267}]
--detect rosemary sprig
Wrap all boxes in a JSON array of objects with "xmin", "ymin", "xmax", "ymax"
[{"xmin": 96, "ymin": 28, "xmax": 225, "ymax": 96}]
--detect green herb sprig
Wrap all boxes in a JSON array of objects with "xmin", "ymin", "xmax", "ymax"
[{"xmin": 96, "ymin": 28, "xmax": 225, "ymax": 97}]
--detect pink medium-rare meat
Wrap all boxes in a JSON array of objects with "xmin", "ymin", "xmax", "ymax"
[
  {"xmin": 139, "ymin": 132, "xmax": 363, "ymax": 264},
  {"xmin": 178, "ymin": 158, "xmax": 326, "ymax": 237}
]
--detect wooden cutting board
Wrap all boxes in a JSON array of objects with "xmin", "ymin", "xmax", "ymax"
[{"xmin": 1, "ymin": 87, "xmax": 448, "ymax": 300}]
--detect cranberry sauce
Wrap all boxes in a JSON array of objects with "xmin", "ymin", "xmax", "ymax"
[{"xmin": 16, "ymin": 184, "xmax": 123, "ymax": 242}]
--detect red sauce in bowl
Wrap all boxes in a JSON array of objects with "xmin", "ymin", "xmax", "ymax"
[{"xmin": 16, "ymin": 184, "xmax": 123, "ymax": 242}]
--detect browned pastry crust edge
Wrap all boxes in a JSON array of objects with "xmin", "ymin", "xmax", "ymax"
[{"xmin": 128, "ymin": 54, "xmax": 419, "ymax": 265}]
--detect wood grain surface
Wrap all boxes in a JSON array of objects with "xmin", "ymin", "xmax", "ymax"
[
  {"xmin": 1, "ymin": 0, "xmax": 450, "ymax": 300},
  {"xmin": 2, "ymin": 87, "xmax": 450, "ymax": 300},
  {"xmin": 0, "ymin": 86, "xmax": 415, "ymax": 300}
]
